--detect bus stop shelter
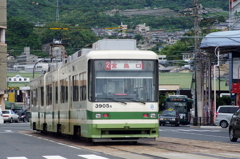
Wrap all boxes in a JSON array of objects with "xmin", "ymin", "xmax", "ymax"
[
  {"xmin": 200, "ymin": 30, "xmax": 240, "ymax": 110},
  {"xmin": 200, "ymin": 30, "xmax": 240, "ymax": 54}
]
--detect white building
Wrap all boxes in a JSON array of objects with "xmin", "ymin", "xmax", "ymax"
[{"xmin": 135, "ymin": 23, "xmax": 150, "ymax": 32}]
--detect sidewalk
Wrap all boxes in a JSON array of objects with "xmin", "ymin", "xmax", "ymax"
[
  {"xmin": 189, "ymin": 118, "xmax": 221, "ymax": 128},
  {"xmin": 190, "ymin": 125, "xmax": 222, "ymax": 128}
]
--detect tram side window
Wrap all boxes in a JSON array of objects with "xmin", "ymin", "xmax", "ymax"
[
  {"xmin": 88, "ymin": 60, "xmax": 93, "ymax": 102},
  {"xmin": 31, "ymin": 89, "xmax": 37, "ymax": 106},
  {"xmin": 55, "ymin": 82, "xmax": 58, "ymax": 103},
  {"xmin": 49, "ymin": 84, "xmax": 52, "ymax": 104},
  {"xmin": 46, "ymin": 84, "xmax": 52, "ymax": 105},
  {"xmin": 66, "ymin": 78, "xmax": 68, "ymax": 103},
  {"xmin": 60, "ymin": 80, "xmax": 65, "ymax": 103},
  {"xmin": 46, "ymin": 85, "xmax": 49, "ymax": 105},
  {"xmin": 80, "ymin": 86, "xmax": 86, "ymax": 101},
  {"xmin": 60, "ymin": 79, "xmax": 68, "ymax": 103},
  {"xmin": 80, "ymin": 73, "xmax": 86, "ymax": 101},
  {"xmin": 40, "ymin": 87, "xmax": 44, "ymax": 106},
  {"xmin": 72, "ymin": 75, "xmax": 79, "ymax": 101}
]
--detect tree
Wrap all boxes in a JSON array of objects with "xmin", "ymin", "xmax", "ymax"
[
  {"xmin": 159, "ymin": 95, "xmax": 166, "ymax": 111},
  {"xmin": 6, "ymin": 16, "xmax": 42, "ymax": 57},
  {"xmin": 37, "ymin": 22, "xmax": 99, "ymax": 54}
]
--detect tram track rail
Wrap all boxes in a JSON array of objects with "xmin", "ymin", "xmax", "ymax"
[{"xmin": 22, "ymin": 131, "xmax": 240, "ymax": 159}]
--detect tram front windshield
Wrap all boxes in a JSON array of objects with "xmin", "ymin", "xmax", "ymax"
[{"xmin": 92, "ymin": 60, "xmax": 158, "ymax": 102}]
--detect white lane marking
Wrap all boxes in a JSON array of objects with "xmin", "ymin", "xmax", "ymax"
[
  {"xmin": 43, "ymin": 156, "xmax": 67, "ymax": 159},
  {"xmin": 0, "ymin": 130, "xmax": 14, "ymax": 133},
  {"xmin": 24, "ymin": 134, "xmax": 82, "ymax": 150},
  {"xmin": 182, "ymin": 129, "xmax": 221, "ymax": 132},
  {"xmin": 7, "ymin": 157, "xmax": 28, "ymax": 159},
  {"xmin": 78, "ymin": 155, "xmax": 109, "ymax": 159},
  {"xmin": 160, "ymin": 128, "xmax": 221, "ymax": 132}
]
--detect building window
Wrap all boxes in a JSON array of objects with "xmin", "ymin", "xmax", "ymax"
[{"xmin": 0, "ymin": 28, "xmax": 6, "ymax": 44}]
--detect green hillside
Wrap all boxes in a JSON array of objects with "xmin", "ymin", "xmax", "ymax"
[
  {"xmin": 6, "ymin": 0, "xmax": 229, "ymax": 58},
  {"xmin": 7, "ymin": 0, "xmax": 228, "ymax": 28}
]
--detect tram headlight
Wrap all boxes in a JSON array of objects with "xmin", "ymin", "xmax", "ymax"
[
  {"xmin": 150, "ymin": 113, "xmax": 156, "ymax": 118},
  {"xmin": 171, "ymin": 118, "xmax": 176, "ymax": 121},
  {"xmin": 95, "ymin": 113, "xmax": 102, "ymax": 118}
]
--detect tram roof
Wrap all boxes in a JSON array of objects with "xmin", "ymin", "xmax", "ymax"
[
  {"xmin": 200, "ymin": 30, "xmax": 240, "ymax": 54},
  {"xmin": 87, "ymin": 50, "xmax": 158, "ymax": 59}
]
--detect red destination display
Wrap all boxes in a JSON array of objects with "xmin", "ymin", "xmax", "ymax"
[{"xmin": 105, "ymin": 60, "xmax": 143, "ymax": 70}]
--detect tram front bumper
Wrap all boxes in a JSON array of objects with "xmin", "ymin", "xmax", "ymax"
[{"xmin": 86, "ymin": 123, "xmax": 159, "ymax": 140}]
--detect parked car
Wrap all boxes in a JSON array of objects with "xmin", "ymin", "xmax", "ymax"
[
  {"xmin": 18, "ymin": 111, "xmax": 30, "ymax": 122},
  {"xmin": 159, "ymin": 109, "xmax": 180, "ymax": 126},
  {"xmin": 215, "ymin": 105, "xmax": 239, "ymax": 128},
  {"xmin": 2, "ymin": 110, "xmax": 19, "ymax": 123},
  {"xmin": 229, "ymin": 109, "xmax": 240, "ymax": 142},
  {"xmin": 0, "ymin": 106, "xmax": 3, "ymax": 124}
]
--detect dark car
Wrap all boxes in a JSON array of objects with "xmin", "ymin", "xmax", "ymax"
[
  {"xmin": 159, "ymin": 109, "xmax": 180, "ymax": 126},
  {"xmin": 229, "ymin": 108, "xmax": 240, "ymax": 142},
  {"xmin": 18, "ymin": 110, "xmax": 30, "ymax": 122}
]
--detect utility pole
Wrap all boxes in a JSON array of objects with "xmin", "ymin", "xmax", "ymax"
[{"xmin": 193, "ymin": 0, "xmax": 203, "ymax": 125}]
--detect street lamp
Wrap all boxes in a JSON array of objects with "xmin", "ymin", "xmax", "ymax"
[
  {"xmin": 213, "ymin": 47, "xmax": 220, "ymax": 123},
  {"xmin": 32, "ymin": 59, "xmax": 44, "ymax": 79},
  {"xmin": 217, "ymin": 66, "xmax": 220, "ymax": 100}
]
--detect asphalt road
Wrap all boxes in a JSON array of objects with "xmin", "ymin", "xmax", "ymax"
[
  {"xmin": 1, "ymin": 122, "xmax": 239, "ymax": 159},
  {"xmin": 159, "ymin": 124, "xmax": 236, "ymax": 143},
  {"xmin": 0, "ymin": 123, "xmax": 121, "ymax": 159}
]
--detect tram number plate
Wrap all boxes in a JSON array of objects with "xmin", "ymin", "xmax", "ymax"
[{"xmin": 95, "ymin": 104, "xmax": 112, "ymax": 108}]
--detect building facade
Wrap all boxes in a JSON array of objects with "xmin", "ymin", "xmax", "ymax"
[{"xmin": 0, "ymin": 0, "xmax": 8, "ymax": 109}]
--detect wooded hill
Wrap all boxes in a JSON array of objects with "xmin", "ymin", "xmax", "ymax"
[
  {"xmin": 6, "ymin": 0, "xmax": 229, "ymax": 58},
  {"xmin": 7, "ymin": 0, "xmax": 228, "ymax": 29}
]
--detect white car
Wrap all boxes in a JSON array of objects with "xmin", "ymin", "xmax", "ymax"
[
  {"xmin": 215, "ymin": 105, "xmax": 239, "ymax": 128},
  {"xmin": 2, "ymin": 110, "xmax": 19, "ymax": 123},
  {"xmin": 0, "ymin": 106, "xmax": 3, "ymax": 124}
]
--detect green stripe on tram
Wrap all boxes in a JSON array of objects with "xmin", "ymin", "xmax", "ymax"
[{"xmin": 87, "ymin": 111, "xmax": 158, "ymax": 120}]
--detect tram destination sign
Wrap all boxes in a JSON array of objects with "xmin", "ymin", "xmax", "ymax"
[{"xmin": 105, "ymin": 60, "xmax": 143, "ymax": 70}]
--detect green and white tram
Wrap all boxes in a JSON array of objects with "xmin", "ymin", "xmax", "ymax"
[{"xmin": 30, "ymin": 39, "xmax": 159, "ymax": 142}]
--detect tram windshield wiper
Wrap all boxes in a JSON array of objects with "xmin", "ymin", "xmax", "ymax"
[
  {"xmin": 106, "ymin": 98, "xmax": 127, "ymax": 105},
  {"xmin": 121, "ymin": 98, "xmax": 146, "ymax": 105}
]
